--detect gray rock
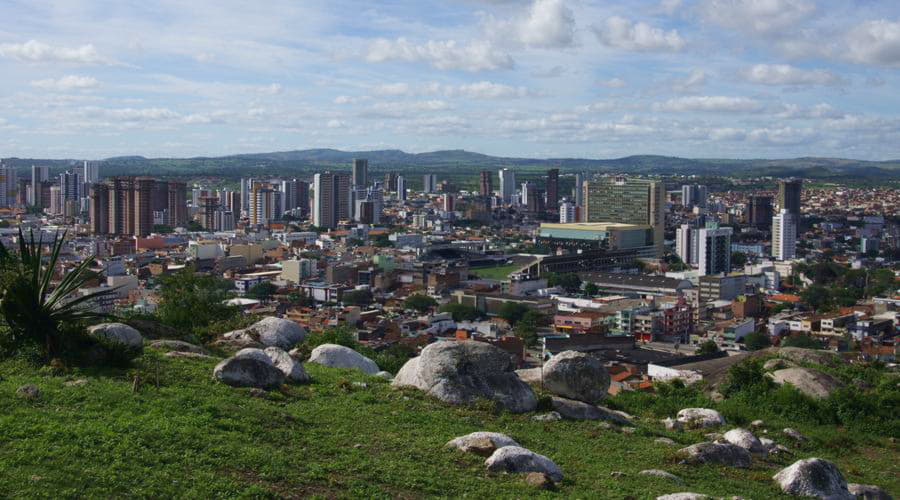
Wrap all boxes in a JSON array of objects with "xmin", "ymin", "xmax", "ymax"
[
  {"xmin": 772, "ymin": 444, "xmax": 792, "ymax": 455},
  {"xmin": 87, "ymin": 322, "xmax": 144, "ymax": 359},
  {"xmin": 149, "ymin": 339, "xmax": 207, "ymax": 354},
  {"xmin": 847, "ymin": 483, "xmax": 893, "ymax": 500},
  {"xmin": 550, "ymin": 396, "xmax": 631, "ymax": 424},
  {"xmin": 211, "ymin": 338, "xmax": 264, "ymax": 351},
  {"xmin": 524, "ymin": 471, "xmax": 554, "ymax": 489},
  {"xmin": 769, "ymin": 367, "xmax": 844, "ymax": 399},
  {"xmin": 212, "ymin": 357, "xmax": 285, "ymax": 389},
  {"xmin": 484, "ymin": 446, "xmax": 563, "ymax": 482},
  {"xmin": 610, "ymin": 471, "xmax": 626, "ymax": 478},
  {"xmin": 621, "ymin": 427, "xmax": 637, "ymax": 434},
  {"xmin": 532, "ymin": 412, "xmax": 562, "ymax": 422},
  {"xmin": 16, "ymin": 384, "xmax": 40, "ymax": 400},
  {"xmin": 639, "ymin": 469, "xmax": 684, "ymax": 484},
  {"xmin": 760, "ymin": 437, "xmax": 776, "ymax": 451},
  {"xmin": 656, "ymin": 437, "xmax": 677, "ymax": 446},
  {"xmin": 541, "ymin": 350, "xmax": 610, "ymax": 404},
  {"xmin": 656, "ymin": 494, "xmax": 710, "ymax": 500},
  {"xmin": 663, "ymin": 417, "xmax": 683, "ymax": 431},
  {"xmin": 392, "ymin": 341, "xmax": 537, "ymax": 413},
  {"xmin": 704, "ymin": 432, "xmax": 724, "ymax": 442},
  {"xmin": 308, "ymin": 344, "xmax": 379, "ymax": 375},
  {"xmin": 64, "ymin": 379, "xmax": 88, "ymax": 387},
  {"xmin": 677, "ymin": 442, "xmax": 752, "ymax": 468},
  {"xmin": 676, "ymin": 408, "xmax": 726, "ymax": 429},
  {"xmin": 515, "ymin": 367, "xmax": 542, "ymax": 384},
  {"xmin": 751, "ymin": 419, "xmax": 765, "ymax": 428},
  {"xmin": 164, "ymin": 351, "xmax": 216, "ymax": 360},
  {"xmin": 723, "ymin": 428, "xmax": 768, "ymax": 457},
  {"xmin": 374, "ymin": 371, "xmax": 393, "ymax": 380},
  {"xmin": 774, "ymin": 347, "xmax": 840, "ymax": 366},
  {"xmin": 223, "ymin": 317, "xmax": 306, "ymax": 350},
  {"xmin": 783, "ymin": 428, "xmax": 807, "ymax": 442},
  {"xmin": 234, "ymin": 347, "xmax": 309, "ymax": 383},
  {"xmin": 773, "ymin": 458, "xmax": 852, "ymax": 499},
  {"xmin": 446, "ymin": 432, "xmax": 519, "ymax": 456}
]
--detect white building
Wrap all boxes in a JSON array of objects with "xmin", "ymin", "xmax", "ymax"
[
  {"xmin": 396, "ymin": 175, "xmax": 406, "ymax": 201},
  {"xmin": 697, "ymin": 226, "xmax": 732, "ymax": 276},
  {"xmin": 423, "ymin": 174, "xmax": 437, "ymax": 193},
  {"xmin": 675, "ymin": 224, "xmax": 694, "ymax": 265},
  {"xmin": 559, "ymin": 201, "xmax": 576, "ymax": 223},
  {"xmin": 499, "ymin": 168, "xmax": 516, "ymax": 205},
  {"xmin": 772, "ymin": 209, "xmax": 797, "ymax": 261}
]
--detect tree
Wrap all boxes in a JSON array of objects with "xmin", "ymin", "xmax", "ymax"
[
  {"xmin": 372, "ymin": 233, "xmax": 392, "ymax": 248},
  {"xmin": 780, "ymin": 334, "xmax": 824, "ymax": 349},
  {"xmin": 731, "ymin": 252, "xmax": 748, "ymax": 268},
  {"xmin": 246, "ymin": 281, "xmax": 278, "ymax": 302},
  {"xmin": 547, "ymin": 272, "xmax": 582, "ymax": 293},
  {"xmin": 152, "ymin": 224, "xmax": 174, "ymax": 234},
  {"xmin": 0, "ymin": 229, "xmax": 118, "ymax": 360},
  {"xmin": 404, "ymin": 294, "xmax": 437, "ymax": 313},
  {"xmin": 697, "ymin": 340, "xmax": 719, "ymax": 355},
  {"xmin": 583, "ymin": 282, "xmax": 599, "ymax": 297},
  {"xmin": 800, "ymin": 285, "xmax": 832, "ymax": 312},
  {"xmin": 156, "ymin": 266, "xmax": 238, "ymax": 331},
  {"xmin": 342, "ymin": 289, "xmax": 374, "ymax": 307},
  {"xmin": 439, "ymin": 303, "xmax": 482, "ymax": 322},
  {"xmin": 498, "ymin": 302, "xmax": 530, "ymax": 325},
  {"xmin": 742, "ymin": 331, "xmax": 772, "ymax": 351}
]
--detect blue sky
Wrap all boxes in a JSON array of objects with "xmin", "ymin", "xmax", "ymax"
[{"xmin": 1, "ymin": 0, "xmax": 900, "ymax": 160}]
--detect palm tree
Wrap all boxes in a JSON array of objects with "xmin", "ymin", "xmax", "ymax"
[{"xmin": 0, "ymin": 228, "xmax": 118, "ymax": 359}]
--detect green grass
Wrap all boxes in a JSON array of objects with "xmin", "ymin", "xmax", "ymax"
[
  {"xmin": 1, "ymin": 351, "xmax": 897, "ymax": 498},
  {"xmin": 470, "ymin": 264, "xmax": 523, "ymax": 281}
]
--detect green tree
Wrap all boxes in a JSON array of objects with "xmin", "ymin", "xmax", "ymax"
[
  {"xmin": 498, "ymin": 302, "xmax": 530, "ymax": 325},
  {"xmin": 439, "ymin": 303, "xmax": 482, "ymax": 322},
  {"xmin": 246, "ymin": 281, "xmax": 278, "ymax": 301},
  {"xmin": 372, "ymin": 233, "xmax": 392, "ymax": 248},
  {"xmin": 152, "ymin": 224, "xmax": 174, "ymax": 234},
  {"xmin": 780, "ymin": 334, "xmax": 824, "ymax": 349},
  {"xmin": 546, "ymin": 272, "xmax": 582, "ymax": 293},
  {"xmin": 697, "ymin": 340, "xmax": 719, "ymax": 355},
  {"xmin": 742, "ymin": 331, "xmax": 771, "ymax": 351},
  {"xmin": 342, "ymin": 289, "xmax": 374, "ymax": 307},
  {"xmin": 404, "ymin": 294, "xmax": 437, "ymax": 313},
  {"xmin": 800, "ymin": 285, "xmax": 832, "ymax": 312},
  {"xmin": 156, "ymin": 266, "xmax": 238, "ymax": 331},
  {"xmin": 731, "ymin": 252, "xmax": 748, "ymax": 268},
  {"xmin": 583, "ymin": 282, "xmax": 599, "ymax": 297},
  {"xmin": 0, "ymin": 229, "xmax": 118, "ymax": 360}
]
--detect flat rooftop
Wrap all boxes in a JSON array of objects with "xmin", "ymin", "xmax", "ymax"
[{"xmin": 539, "ymin": 222, "xmax": 651, "ymax": 231}]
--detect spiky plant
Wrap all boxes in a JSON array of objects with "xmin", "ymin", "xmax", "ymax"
[{"xmin": 0, "ymin": 228, "xmax": 118, "ymax": 359}]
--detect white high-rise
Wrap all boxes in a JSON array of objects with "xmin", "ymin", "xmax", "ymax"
[
  {"xmin": 396, "ymin": 176, "xmax": 406, "ymax": 201},
  {"xmin": 772, "ymin": 209, "xmax": 797, "ymax": 261},
  {"xmin": 82, "ymin": 161, "xmax": 100, "ymax": 184},
  {"xmin": 675, "ymin": 224, "xmax": 693, "ymax": 265},
  {"xmin": 499, "ymin": 168, "xmax": 516, "ymax": 204},
  {"xmin": 559, "ymin": 201, "xmax": 576, "ymax": 223},
  {"xmin": 423, "ymin": 174, "xmax": 437, "ymax": 193}
]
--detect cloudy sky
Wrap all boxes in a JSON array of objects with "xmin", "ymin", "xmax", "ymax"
[{"xmin": 2, "ymin": 0, "xmax": 900, "ymax": 160}]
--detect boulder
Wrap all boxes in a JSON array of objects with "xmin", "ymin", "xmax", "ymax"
[
  {"xmin": 723, "ymin": 428, "xmax": 768, "ymax": 457},
  {"xmin": 374, "ymin": 371, "xmax": 393, "ymax": 381},
  {"xmin": 234, "ymin": 347, "xmax": 309, "ymax": 383},
  {"xmin": 532, "ymin": 412, "xmax": 562, "ymax": 422},
  {"xmin": 663, "ymin": 417, "xmax": 683, "ymax": 431},
  {"xmin": 541, "ymin": 351, "xmax": 610, "ymax": 404},
  {"xmin": 750, "ymin": 419, "xmax": 765, "ymax": 428},
  {"xmin": 677, "ymin": 442, "xmax": 752, "ymax": 468},
  {"xmin": 783, "ymin": 428, "xmax": 807, "ymax": 442},
  {"xmin": 308, "ymin": 344, "xmax": 379, "ymax": 375},
  {"xmin": 223, "ymin": 317, "xmax": 306, "ymax": 350},
  {"xmin": 87, "ymin": 322, "xmax": 144, "ymax": 359},
  {"xmin": 639, "ymin": 469, "xmax": 683, "ymax": 484},
  {"xmin": 847, "ymin": 483, "xmax": 893, "ymax": 500},
  {"xmin": 484, "ymin": 446, "xmax": 563, "ymax": 482},
  {"xmin": 16, "ymin": 384, "xmax": 40, "ymax": 400},
  {"xmin": 446, "ymin": 432, "xmax": 518, "ymax": 456},
  {"xmin": 515, "ymin": 367, "xmax": 542, "ymax": 384},
  {"xmin": 165, "ymin": 351, "xmax": 216, "ymax": 360},
  {"xmin": 524, "ymin": 472, "xmax": 554, "ymax": 489},
  {"xmin": 392, "ymin": 341, "xmax": 537, "ymax": 413},
  {"xmin": 655, "ymin": 437, "xmax": 677, "ymax": 446},
  {"xmin": 149, "ymin": 339, "xmax": 207, "ymax": 354},
  {"xmin": 774, "ymin": 347, "xmax": 840, "ymax": 366},
  {"xmin": 64, "ymin": 379, "xmax": 88, "ymax": 387},
  {"xmin": 550, "ymin": 396, "xmax": 631, "ymax": 424},
  {"xmin": 213, "ymin": 357, "xmax": 284, "ymax": 389},
  {"xmin": 760, "ymin": 437, "xmax": 776, "ymax": 451},
  {"xmin": 211, "ymin": 338, "xmax": 264, "ymax": 351},
  {"xmin": 656, "ymin": 494, "xmax": 710, "ymax": 500},
  {"xmin": 769, "ymin": 367, "xmax": 844, "ymax": 399},
  {"xmin": 676, "ymin": 408, "xmax": 726, "ymax": 429},
  {"xmin": 773, "ymin": 458, "xmax": 852, "ymax": 499}
]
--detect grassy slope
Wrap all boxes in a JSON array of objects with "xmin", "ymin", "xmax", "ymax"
[
  {"xmin": 470, "ymin": 264, "xmax": 523, "ymax": 281},
  {"xmin": 1, "ymin": 351, "xmax": 897, "ymax": 499}
]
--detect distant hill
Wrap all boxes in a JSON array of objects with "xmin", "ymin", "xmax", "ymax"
[{"xmin": 2, "ymin": 149, "xmax": 899, "ymax": 182}]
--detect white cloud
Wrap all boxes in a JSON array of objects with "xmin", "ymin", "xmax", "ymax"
[
  {"xmin": 740, "ymin": 64, "xmax": 846, "ymax": 86},
  {"xmin": 0, "ymin": 40, "xmax": 115, "ymax": 65},
  {"xmin": 670, "ymin": 69, "xmax": 706, "ymax": 93},
  {"xmin": 593, "ymin": 17, "xmax": 685, "ymax": 52},
  {"xmin": 371, "ymin": 81, "xmax": 535, "ymax": 99},
  {"xmin": 454, "ymin": 81, "xmax": 533, "ymax": 98},
  {"xmin": 373, "ymin": 82, "xmax": 412, "ymax": 96},
  {"xmin": 597, "ymin": 78, "xmax": 626, "ymax": 88},
  {"xmin": 845, "ymin": 20, "xmax": 900, "ymax": 67},
  {"xmin": 79, "ymin": 106, "xmax": 181, "ymax": 122},
  {"xmin": 31, "ymin": 75, "xmax": 100, "ymax": 91},
  {"xmin": 657, "ymin": 0, "xmax": 682, "ymax": 15},
  {"xmin": 365, "ymin": 37, "xmax": 514, "ymax": 71},
  {"xmin": 655, "ymin": 96, "xmax": 764, "ymax": 112},
  {"xmin": 515, "ymin": 0, "xmax": 576, "ymax": 48},
  {"xmin": 700, "ymin": 0, "xmax": 815, "ymax": 35},
  {"xmin": 776, "ymin": 103, "xmax": 843, "ymax": 119}
]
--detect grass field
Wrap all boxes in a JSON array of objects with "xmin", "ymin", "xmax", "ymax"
[
  {"xmin": 470, "ymin": 264, "xmax": 523, "ymax": 281},
  {"xmin": 1, "ymin": 350, "xmax": 897, "ymax": 498}
]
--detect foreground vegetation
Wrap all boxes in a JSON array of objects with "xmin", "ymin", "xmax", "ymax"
[{"xmin": 2, "ymin": 348, "xmax": 897, "ymax": 498}]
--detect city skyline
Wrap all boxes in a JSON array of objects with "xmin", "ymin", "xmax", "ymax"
[{"xmin": 1, "ymin": 1, "xmax": 900, "ymax": 160}]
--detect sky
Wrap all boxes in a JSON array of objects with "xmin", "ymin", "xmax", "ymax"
[{"xmin": 2, "ymin": 0, "xmax": 900, "ymax": 161}]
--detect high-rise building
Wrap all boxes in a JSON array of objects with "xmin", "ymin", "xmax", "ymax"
[
  {"xmin": 82, "ymin": 161, "xmax": 100, "ymax": 184},
  {"xmin": 442, "ymin": 193, "xmax": 455, "ymax": 212},
  {"xmin": 520, "ymin": 181, "xmax": 532, "ymax": 206},
  {"xmin": 681, "ymin": 184, "xmax": 708, "ymax": 209},
  {"xmin": 296, "ymin": 180, "xmax": 310, "ymax": 218},
  {"xmin": 499, "ymin": 168, "xmax": 515, "ymax": 204},
  {"xmin": 355, "ymin": 200, "xmax": 375, "ymax": 224},
  {"xmin": 249, "ymin": 186, "xmax": 277, "ymax": 226},
  {"xmin": 574, "ymin": 172, "xmax": 585, "ymax": 208},
  {"xmin": 396, "ymin": 176, "xmax": 407, "ymax": 201},
  {"xmin": 214, "ymin": 210, "xmax": 236, "ymax": 231},
  {"xmin": 423, "ymin": 174, "xmax": 437, "ymax": 194},
  {"xmin": 675, "ymin": 224, "xmax": 694, "ymax": 266},
  {"xmin": 697, "ymin": 224, "xmax": 732, "ymax": 276},
  {"xmin": 16, "ymin": 179, "xmax": 29, "ymax": 206},
  {"xmin": 479, "ymin": 170, "xmax": 493, "ymax": 197},
  {"xmin": 89, "ymin": 183, "xmax": 110, "ymax": 234},
  {"xmin": 31, "ymin": 165, "xmax": 49, "ymax": 208},
  {"xmin": 281, "ymin": 179, "xmax": 298, "ymax": 212},
  {"xmin": 352, "ymin": 159, "xmax": 368, "ymax": 188},
  {"xmin": 59, "ymin": 170, "xmax": 82, "ymax": 211},
  {"xmin": 200, "ymin": 196, "xmax": 219, "ymax": 230},
  {"xmin": 560, "ymin": 201, "xmax": 576, "ymax": 223},
  {"xmin": 584, "ymin": 177, "xmax": 665, "ymax": 257},
  {"xmin": 546, "ymin": 168, "xmax": 559, "ymax": 212},
  {"xmin": 133, "ymin": 177, "xmax": 155, "ymax": 236},
  {"xmin": 240, "ymin": 178, "xmax": 251, "ymax": 214},
  {"xmin": 151, "ymin": 180, "xmax": 168, "ymax": 214},
  {"xmin": 313, "ymin": 172, "xmax": 351, "ymax": 229},
  {"xmin": 0, "ymin": 164, "xmax": 17, "ymax": 208},
  {"xmin": 108, "ymin": 177, "xmax": 133, "ymax": 235},
  {"xmin": 384, "ymin": 172, "xmax": 398, "ymax": 193},
  {"xmin": 49, "ymin": 185, "xmax": 61, "ymax": 214},
  {"xmin": 167, "ymin": 181, "xmax": 188, "ymax": 227},
  {"xmin": 747, "ymin": 195, "xmax": 773, "ymax": 229},
  {"xmin": 777, "ymin": 179, "xmax": 802, "ymax": 237},
  {"xmin": 772, "ymin": 209, "xmax": 797, "ymax": 261}
]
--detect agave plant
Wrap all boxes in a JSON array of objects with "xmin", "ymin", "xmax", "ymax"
[{"xmin": 0, "ymin": 228, "xmax": 119, "ymax": 359}]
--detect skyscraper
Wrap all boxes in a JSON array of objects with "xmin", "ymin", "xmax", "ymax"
[
  {"xmin": 747, "ymin": 195, "xmax": 773, "ymax": 229},
  {"xmin": 89, "ymin": 183, "xmax": 110, "ymax": 234},
  {"xmin": 499, "ymin": 168, "xmax": 515, "ymax": 204},
  {"xmin": 396, "ymin": 175, "xmax": 406, "ymax": 201},
  {"xmin": 675, "ymin": 224, "xmax": 694, "ymax": 266},
  {"xmin": 560, "ymin": 201, "xmax": 576, "ymax": 223},
  {"xmin": 281, "ymin": 179, "xmax": 298, "ymax": 212},
  {"xmin": 584, "ymin": 177, "xmax": 665, "ymax": 257},
  {"xmin": 82, "ymin": 161, "xmax": 100, "ymax": 184},
  {"xmin": 249, "ymin": 186, "xmax": 276, "ymax": 226},
  {"xmin": 108, "ymin": 177, "xmax": 133, "ymax": 235},
  {"xmin": 352, "ymin": 158, "xmax": 368, "ymax": 188},
  {"xmin": 681, "ymin": 184, "xmax": 708, "ymax": 209},
  {"xmin": 0, "ymin": 164, "xmax": 17, "ymax": 208},
  {"xmin": 546, "ymin": 168, "xmax": 559, "ymax": 212},
  {"xmin": 442, "ymin": 193, "xmax": 455, "ymax": 212},
  {"xmin": 240, "ymin": 178, "xmax": 251, "ymax": 214},
  {"xmin": 200, "ymin": 196, "xmax": 219, "ymax": 230},
  {"xmin": 772, "ymin": 209, "xmax": 797, "ymax": 261},
  {"xmin": 296, "ymin": 180, "xmax": 310, "ymax": 218},
  {"xmin": 313, "ymin": 172, "xmax": 351, "ymax": 229},
  {"xmin": 60, "ymin": 170, "xmax": 82, "ymax": 205},
  {"xmin": 479, "ymin": 170, "xmax": 492, "ymax": 197},
  {"xmin": 574, "ymin": 172, "xmax": 585, "ymax": 209},
  {"xmin": 31, "ymin": 165, "xmax": 49, "ymax": 208},
  {"xmin": 167, "ymin": 181, "xmax": 188, "ymax": 227},
  {"xmin": 384, "ymin": 172, "xmax": 398, "ymax": 192},
  {"xmin": 423, "ymin": 174, "xmax": 437, "ymax": 193},
  {"xmin": 777, "ymin": 179, "xmax": 802, "ymax": 237},
  {"xmin": 133, "ymin": 177, "xmax": 155, "ymax": 236},
  {"xmin": 697, "ymin": 224, "xmax": 732, "ymax": 276}
]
